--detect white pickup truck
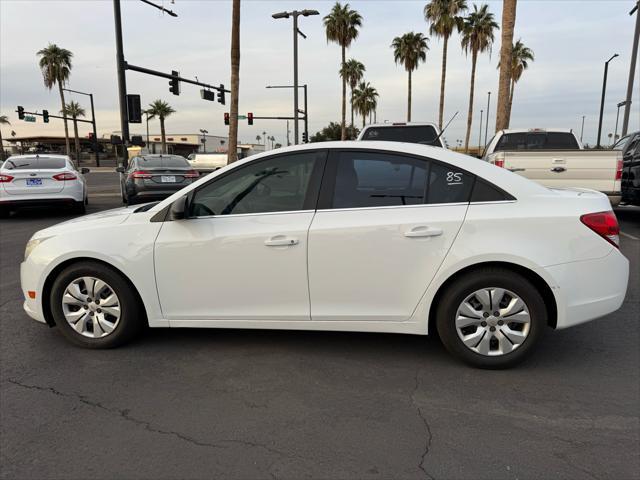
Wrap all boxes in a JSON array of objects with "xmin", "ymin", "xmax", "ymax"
[
  {"xmin": 186, "ymin": 153, "xmax": 228, "ymax": 173},
  {"xmin": 483, "ymin": 128, "xmax": 622, "ymax": 205}
]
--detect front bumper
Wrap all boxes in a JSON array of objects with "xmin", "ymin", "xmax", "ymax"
[
  {"xmin": 544, "ymin": 248, "xmax": 629, "ymax": 329},
  {"xmin": 20, "ymin": 259, "xmax": 47, "ymax": 324}
]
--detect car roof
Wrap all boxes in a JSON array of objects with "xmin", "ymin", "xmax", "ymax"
[
  {"xmin": 4, "ymin": 154, "xmax": 70, "ymax": 160},
  {"xmin": 498, "ymin": 128, "xmax": 575, "ymax": 134},
  {"xmin": 362, "ymin": 122, "xmax": 439, "ymax": 129}
]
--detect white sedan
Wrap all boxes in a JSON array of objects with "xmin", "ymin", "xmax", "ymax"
[
  {"xmin": 20, "ymin": 142, "xmax": 629, "ymax": 368},
  {"xmin": 0, "ymin": 154, "xmax": 89, "ymax": 216}
]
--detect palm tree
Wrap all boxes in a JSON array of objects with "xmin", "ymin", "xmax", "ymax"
[
  {"xmin": 228, "ymin": 0, "xmax": 241, "ymax": 162},
  {"xmin": 60, "ymin": 101, "xmax": 86, "ymax": 163},
  {"xmin": 256, "ymin": 135, "xmax": 262, "ymax": 144},
  {"xmin": 37, "ymin": 44, "xmax": 73, "ymax": 156},
  {"xmin": 424, "ymin": 0, "xmax": 468, "ymax": 130},
  {"xmin": 146, "ymin": 100, "xmax": 176, "ymax": 154},
  {"xmin": 495, "ymin": 0, "xmax": 517, "ymax": 132},
  {"xmin": 353, "ymin": 81, "xmax": 379, "ymax": 129},
  {"xmin": 324, "ymin": 2, "xmax": 363, "ymax": 140},
  {"xmin": 461, "ymin": 4, "xmax": 498, "ymax": 152},
  {"xmin": 340, "ymin": 58, "xmax": 366, "ymax": 127},
  {"xmin": 0, "ymin": 115, "xmax": 10, "ymax": 161},
  {"xmin": 497, "ymin": 39, "xmax": 534, "ymax": 126},
  {"xmin": 391, "ymin": 32, "xmax": 429, "ymax": 122}
]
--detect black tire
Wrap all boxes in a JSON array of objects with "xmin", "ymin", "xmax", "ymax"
[
  {"xmin": 436, "ymin": 268, "xmax": 547, "ymax": 369},
  {"xmin": 73, "ymin": 201, "xmax": 86, "ymax": 215},
  {"xmin": 50, "ymin": 261, "xmax": 145, "ymax": 348}
]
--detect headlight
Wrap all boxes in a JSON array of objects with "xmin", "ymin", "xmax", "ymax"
[{"xmin": 24, "ymin": 237, "xmax": 50, "ymax": 260}]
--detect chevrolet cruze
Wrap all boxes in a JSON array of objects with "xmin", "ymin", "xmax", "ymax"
[{"xmin": 20, "ymin": 142, "xmax": 629, "ymax": 368}]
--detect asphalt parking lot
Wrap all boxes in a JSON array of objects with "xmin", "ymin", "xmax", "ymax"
[{"xmin": 1, "ymin": 172, "xmax": 638, "ymax": 480}]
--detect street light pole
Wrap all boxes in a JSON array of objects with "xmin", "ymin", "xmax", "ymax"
[
  {"xmin": 272, "ymin": 9, "xmax": 319, "ymax": 145},
  {"xmin": 614, "ymin": 101, "xmax": 628, "ymax": 143},
  {"xmin": 596, "ymin": 53, "xmax": 619, "ymax": 148},
  {"xmin": 478, "ymin": 109, "xmax": 483, "ymax": 152},
  {"xmin": 63, "ymin": 87, "xmax": 100, "ymax": 166},
  {"xmin": 622, "ymin": 1, "xmax": 639, "ymax": 136},
  {"xmin": 484, "ymin": 91, "xmax": 491, "ymax": 147},
  {"xmin": 580, "ymin": 115, "xmax": 586, "ymax": 143},
  {"xmin": 113, "ymin": 0, "xmax": 129, "ymax": 151}
]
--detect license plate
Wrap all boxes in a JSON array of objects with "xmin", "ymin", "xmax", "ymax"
[
  {"xmin": 26, "ymin": 179, "xmax": 42, "ymax": 186},
  {"xmin": 161, "ymin": 176, "xmax": 176, "ymax": 183}
]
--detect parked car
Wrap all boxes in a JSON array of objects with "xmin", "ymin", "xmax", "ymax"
[
  {"xmin": 620, "ymin": 131, "xmax": 640, "ymax": 206},
  {"xmin": 484, "ymin": 128, "xmax": 622, "ymax": 206},
  {"xmin": 117, "ymin": 154, "xmax": 199, "ymax": 205},
  {"xmin": 0, "ymin": 154, "xmax": 89, "ymax": 216},
  {"xmin": 357, "ymin": 122, "xmax": 445, "ymax": 148},
  {"xmin": 186, "ymin": 153, "xmax": 228, "ymax": 173},
  {"xmin": 21, "ymin": 142, "xmax": 628, "ymax": 368}
]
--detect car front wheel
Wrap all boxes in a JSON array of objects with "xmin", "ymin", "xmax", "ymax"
[
  {"xmin": 436, "ymin": 268, "xmax": 547, "ymax": 369},
  {"xmin": 50, "ymin": 261, "xmax": 144, "ymax": 348}
]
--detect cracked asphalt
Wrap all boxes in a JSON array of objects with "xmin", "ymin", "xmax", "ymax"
[{"xmin": 1, "ymin": 173, "xmax": 639, "ymax": 480}]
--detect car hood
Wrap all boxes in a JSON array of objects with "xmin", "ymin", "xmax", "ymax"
[{"xmin": 32, "ymin": 205, "xmax": 140, "ymax": 239}]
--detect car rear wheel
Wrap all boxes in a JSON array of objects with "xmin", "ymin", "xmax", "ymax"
[
  {"xmin": 436, "ymin": 268, "xmax": 546, "ymax": 369},
  {"xmin": 50, "ymin": 261, "xmax": 144, "ymax": 348},
  {"xmin": 73, "ymin": 201, "xmax": 86, "ymax": 214}
]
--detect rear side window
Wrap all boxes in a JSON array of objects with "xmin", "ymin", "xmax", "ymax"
[
  {"xmin": 361, "ymin": 126, "xmax": 440, "ymax": 146},
  {"xmin": 494, "ymin": 132, "xmax": 579, "ymax": 151},
  {"xmin": 427, "ymin": 163, "xmax": 474, "ymax": 204},
  {"xmin": 332, "ymin": 151, "xmax": 428, "ymax": 208},
  {"xmin": 139, "ymin": 156, "xmax": 189, "ymax": 168},
  {"xmin": 2, "ymin": 157, "xmax": 66, "ymax": 170}
]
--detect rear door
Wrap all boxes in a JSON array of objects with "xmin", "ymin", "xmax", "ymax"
[
  {"xmin": 1, "ymin": 156, "xmax": 67, "ymax": 195},
  {"xmin": 308, "ymin": 149, "xmax": 471, "ymax": 322}
]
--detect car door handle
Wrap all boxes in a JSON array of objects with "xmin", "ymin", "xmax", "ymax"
[
  {"xmin": 404, "ymin": 226, "xmax": 443, "ymax": 238},
  {"xmin": 552, "ymin": 158, "xmax": 566, "ymax": 164},
  {"xmin": 264, "ymin": 235, "xmax": 299, "ymax": 247},
  {"xmin": 551, "ymin": 167, "xmax": 566, "ymax": 173},
  {"xmin": 508, "ymin": 168, "xmax": 526, "ymax": 172}
]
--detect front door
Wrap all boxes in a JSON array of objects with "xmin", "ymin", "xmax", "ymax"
[
  {"xmin": 154, "ymin": 150, "xmax": 326, "ymax": 322},
  {"xmin": 308, "ymin": 150, "xmax": 472, "ymax": 322}
]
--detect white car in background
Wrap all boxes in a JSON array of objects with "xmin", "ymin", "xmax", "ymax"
[
  {"xmin": 20, "ymin": 142, "xmax": 628, "ymax": 368},
  {"xmin": 0, "ymin": 154, "xmax": 89, "ymax": 216},
  {"xmin": 357, "ymin": 122, "xmax": 445, "ymax": 148},
  {"xmin": 186, "ymin": 152, "xmax": 228, "ymax": 173}
]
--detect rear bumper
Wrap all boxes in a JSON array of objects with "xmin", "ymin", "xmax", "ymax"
[
  {"xmin": 0, "ymin": 197, "xmax": 80, "ymax": 209},
  {"xmin": 544, "ymin": 249, "xmax": 629, "ymax": 329}
]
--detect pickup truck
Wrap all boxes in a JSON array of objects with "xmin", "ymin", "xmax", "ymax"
[
  {"xmin": 618, "ymin": 130, "xmax": 640, "ymax": 205},
  {"xmin": 357, "ymin": 122, "xmax": 445, "ymax": 148},
  {"xmin": 483, "ymin": 128, "xmax": 622, "ymax": 206},
  {"xmin": 186, "ymin": 153, "xmax": 228, "ymax": 173}
]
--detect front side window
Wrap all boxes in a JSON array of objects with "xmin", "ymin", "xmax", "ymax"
[
  {"xmin": 190, "ymin": 152, "xmax": 319, "ymax": 216},
  {"xmin": 332, "ymin": 151, "xmax": 428, "ymax": 208}
]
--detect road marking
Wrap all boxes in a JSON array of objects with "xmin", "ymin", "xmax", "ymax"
[{"xmin": 620, "ymin": 232, "xmax": 639, "ymax": 241}]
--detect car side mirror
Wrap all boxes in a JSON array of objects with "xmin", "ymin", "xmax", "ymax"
[
  {"xmin": 115, "ymin": 166, "xmax": 125, "ymax": 173},
  {"xmin": 81, "ymin": 167, "xmax": 90, "ymax": 174},
  {"xmin": 170, "ymin": 195, "xmax": 189, "ymax": 221}
]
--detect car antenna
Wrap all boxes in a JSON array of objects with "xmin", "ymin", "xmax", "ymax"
[{"xmin": 428, "ymin": 111, "xmax": 458, "ymax": 146}]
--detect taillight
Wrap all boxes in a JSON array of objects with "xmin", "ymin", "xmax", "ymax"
[
  {"xmin": 580, "ymin": 211, "xmax": 620, "ymax": 248},
  {"xmin": 184, "ymin": 170, "xmax": 199, "ymax": 178},
  {"xmin": 0, "ymin": 174, "xmax": 14, "ymax": 183},
  {"xmin": 130, "ymin": 170, "xmax": 152, "ymax": 179},
  {"xmin": 615, "ymin": 158, "xmax": 622, "ymax": 181},
  {"xmin": 494, "ymin": 158, "xmax": 505, "ymax": 168},
  {"xmin": 52, "ymin": 173, "xmax": 77, "ymax": 181}
]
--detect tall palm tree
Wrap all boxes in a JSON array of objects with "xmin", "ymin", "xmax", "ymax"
[
  {"xmin": 391, "ymin": 32, "xmax": 429, "ymax": 122},
  {"xmin": 497, "ymin": 39, "xmax": 534, "ymax": 126},
  {"xmin": 255, "ymin": 135, "xmax": 262, "ymax": 144},
  {"xmin": 146, "ymin": 100, "xmax": 176, "ymax": 154},
  {"xmin": 461, "ymin": 4, "xmax": 498, "ymax": 152},
  {"xmin": 324, "ymin": 2, "xmax": 363, "ymax": 140},
  {"xmin": 495, "ymin": 0, "xmax": 517, "ymax": 132},
  {"xmin": 60, "ymin": 101, "xmax": 85, "ymax": 163},
  {"xmin": 340, "ymin": 58, "xmax": 366, "ymax": 127},
  {"xmin": 424, "ymin": 0, "xmax": 468, "ymax": 130},
  {"xmin": 228, "ymin": 0, "xmax": 241, "ymax": 162},
  {"xmin": 353, "ymin": 81, "xmax": 379, "ymax": 129},
  {"xmin": 0, "ymin": 115, "xmax": 10, "ymax": 162},
  {"xmin": 37, "ymin": 44, "xmax": 73, "ymax": 156}
]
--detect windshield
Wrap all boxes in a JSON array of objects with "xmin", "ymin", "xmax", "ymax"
[
  {"xmin": 137, "ymin": 156, "xmax": 189, "ymax": 168},
  {"xmin": 494, "ymin": 132, "xmax": 579, "ymax": 151},
  {"xmin": 361, "ymin": 125, "xmax": 441, "ymax": 145},
  {"xmin": 2, "ymin": 157, "xmax": 66, "ymax": 170}
]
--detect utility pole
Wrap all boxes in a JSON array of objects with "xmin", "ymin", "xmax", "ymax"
[
  {"xmin": 484, "ymin": 91, "xmax": 491, "ymax": 147},
  {"xmin": 286, "ymin": 120, "xmax": 291, "ymax": 146},
  {"xmin": 478, "ymin": 109, "xmax": 483, "ymax": 152},
  {"xmin": 597, "ymin": 53, "xmax": 619, "ymax": 148},
  {"xmin": 580, "ymin": 115, "xmax": 585, "ymax": 143},
  {"xmin": 622, "ymin": 1, "xmax": 639, "ymax": 136}
]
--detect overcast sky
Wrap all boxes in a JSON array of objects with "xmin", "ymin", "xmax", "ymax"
[{"xmin": 1, "ymin": 0, "xmax": 638, "ymax": 147}]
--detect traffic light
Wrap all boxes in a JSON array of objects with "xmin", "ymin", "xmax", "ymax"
[
  {"xmin": 248, "ymin": 112, "xmax": 253, "ymax": 125},
  {"xmin": 17, "ymin": 106, "xmax": 24, "ymax": 120},
  {"xmin": 42, "ymin": 110, "xmax": 49, "ymax": 123},
  {"xmin": 127, "ymin": 95, "xmax": 142, "ymax": 123},
  {"xmin": 169, "ymin": 70, "xmax": 180, "ymax": 96},
  {"xmin": 217, "ymin": 84, "xmax": 226, "ymax": 105},
  {"xmin": 302, "ymin": 131, "xmax": 308, "ymax": 143},
  {"xmin": 224, "ymin": 113, "xmax": 230, "ymax": 126}
]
